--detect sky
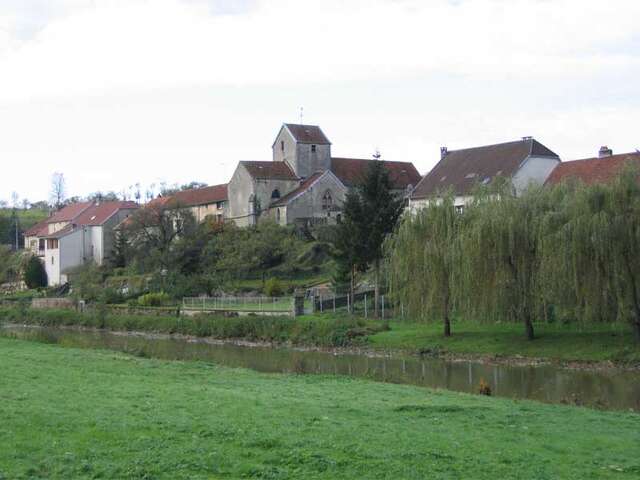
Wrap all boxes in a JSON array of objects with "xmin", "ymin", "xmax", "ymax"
[{"xmin": 0, "ymin": 0, "xmax": 639, "ymax": 204}]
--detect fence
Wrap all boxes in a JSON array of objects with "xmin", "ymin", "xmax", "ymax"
[
  {"xmin": 182, "ymin": 296, "xmax": 294, "ymax": 315},
  {"xmin": 313, "ymin": 290, "xmax": 403, "ymax": 319}
]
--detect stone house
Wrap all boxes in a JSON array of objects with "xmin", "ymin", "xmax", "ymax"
[
  {"xmin": 164, "ymin": 183, "xmax": 228, "ymax": 223},
  {"xmin": 409, "ymin": 137, "xmax": 560, "ymax": 212},
  {"xmin": 227, "ymin": 123, "xmax": 421, "ymax": 227},
  {"xmin": 24, "ymin": 201, "xmax": 138, "ymax": 286}
]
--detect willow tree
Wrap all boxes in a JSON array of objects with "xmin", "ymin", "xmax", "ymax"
[
  {"xmin": 459, "ymin": 183, "xmax": 554, "ymax": 340},
  {"xmin": 544, "ymin": 167, "xmax": 640, "ymax": 340},
  {"xmin": 387, "ymin": 194, "xmax": 460, "ymax": 336}
]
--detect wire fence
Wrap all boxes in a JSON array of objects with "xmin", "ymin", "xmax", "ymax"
[{"xmin": 182, "ymin": 296, "xmax": 293, "ymax": 313}]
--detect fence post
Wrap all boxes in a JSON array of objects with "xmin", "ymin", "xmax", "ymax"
[
  {"xmin": 347, "ymin": 293, "xmax": 350, "ymax": 314},
  {"xmin": 382, "ymin": 295, "xmax": 385, "ymax": 319},
  {"xmin": 333, "ymin": 293, "xmax": 336, "ymax": 313},
  {"xmin": 202, "ymin": 296, "xmax": 205, "ymax": 312},
  {"xmin": 320, "ymin": 294, "xmax": 323, "ymax": 313}
]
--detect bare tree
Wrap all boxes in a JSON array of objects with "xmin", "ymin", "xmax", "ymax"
[
  {"xmin": 21, "ymin": 199, "xmax": 29, "ymax": 209},
  {"xmin": 50, "ymin": 172, "xmax": 66, "ymax": 208}
]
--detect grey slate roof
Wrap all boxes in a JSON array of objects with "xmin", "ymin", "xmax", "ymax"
[{"xmin": 411, "ymin": 138, "xmax": 559, "ymax": 199}]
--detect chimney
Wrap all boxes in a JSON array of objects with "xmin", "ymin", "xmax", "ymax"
[
  {"xmin": 598, "ymin": 146, "xmax": 612, "ymax": 158},
  {"xmin": 440, "ymin": 146, "xmax": 448, "ymax": 159}
]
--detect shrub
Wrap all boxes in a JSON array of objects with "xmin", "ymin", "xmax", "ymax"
[
  {"xmin": 23, "ymin": 256, "xmax": 47, "ymax": 289},
  {"xmin": 263, "ymin": 278, "xmax": 284, "ymax": 297},
  {"xmin": 137, "ymin": 292, "xmax": 170, "ymax": 307}
]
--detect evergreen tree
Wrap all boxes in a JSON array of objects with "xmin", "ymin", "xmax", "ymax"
[{"xmin": 24, "ymin": 255, "xmax": 47, "ymax": 289}]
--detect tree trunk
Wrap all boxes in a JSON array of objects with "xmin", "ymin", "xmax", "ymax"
[
  {"xmin": 374, "ymin": 259, "xmax": 380, "ymax": 318},
  {"xmin": 524, "ymin": 315, "xmax": 535, "ymax": 341},
  {"xmin": 443, "ymin": 286, "xmax": 451, "ymax": 337},
  {"xmin": 350, "ymin": 265, "xmax": 355, "ymax": 315}
]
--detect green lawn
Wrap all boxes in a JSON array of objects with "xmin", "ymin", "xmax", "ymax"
[
  {"xmin": 1, "ymin": 338, "xmax": 639, "ymax": 479},
  {"xmin": 365, "ymin": 319, "xmax": 640, "ymax": 363}
]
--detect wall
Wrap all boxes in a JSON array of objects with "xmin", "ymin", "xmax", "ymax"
[
  {"xmin": 227, "ymin": 164, "xmax": 256, "ymax": 227},
  {"xmin": 512, "ymin": 156, "xmax": 560, "ymax": 194},
  {"xmin": 408, "ymin": 195, "xmax": 473, "ymax": 213},
  {"xmin": 190, "ymin": 201, "xmax": 225, "ymax": 223},
  {"xmin": 59, "ymin": 229, "xmax": 84, "ymax": 282},
  {"xmin": 48, "ymin": 221, "xmax": 69, "ymax": 235},
  {"xmin": 294, "ymin": 143, "xmax": 331, "ymax": 178},
  {"xmin": 44, "ymin": 243, "xmax": 61, "ymax": 286},
  {"xmin": 284, "ymin": 173, "xmax": 347, "ymax": 224},
  {"xmin": 272, "ymin": 126, "xmax": 298, "ymax": 172}
]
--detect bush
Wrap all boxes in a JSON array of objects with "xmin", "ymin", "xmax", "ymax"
[
  {"xmin": 263, "ymin": 278, "xmax": 284, "ymax": 297},
  {"xmin": 137, "ymin": 292, "xmax": 171, "ymax": 307},
  {"xmin": 23, "ymin": 256, "xmax": 47, "ymax": 289}
]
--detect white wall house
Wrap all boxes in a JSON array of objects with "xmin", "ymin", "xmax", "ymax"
[
  {"xmin": 409, "ymin": 138, "xmax": 561, "ymax": 212},
  {"xmin": 26, "ymin": 201, "xmax": 138, "ymax": 286}
]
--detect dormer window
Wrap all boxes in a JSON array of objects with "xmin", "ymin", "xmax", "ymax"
[
  {"xmin": 271, "ymin": 189, "xmax": 281, "ymax": 199},
  {"xmin": 311, "ymin": 145, "xmax": 316, "ymax": 153}
]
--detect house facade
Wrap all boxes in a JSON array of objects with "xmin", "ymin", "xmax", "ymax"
[
  {"xmin": 24, "ymin": 201, "xmax": 138, "ymax": 286},
  {"xmin": 409, "ymin": 137, "xmax": 560, "ymax": 211},
  {"xmin": 166, "ymin": 183, "xmax": 228, "ymax": 222},
  {"xmin": 227, "ymin": 123, "xmax": 422, "ymax": 227}
]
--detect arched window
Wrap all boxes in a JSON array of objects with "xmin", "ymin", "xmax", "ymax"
[
  {"xmin": 322, "ymin": 190, "xmax": 333, "ymax": 210},
  {"xmin": 271, "ymin": 189, "xmax": 281, "ymax": 199}
]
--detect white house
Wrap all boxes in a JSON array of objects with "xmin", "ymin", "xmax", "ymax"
[
  {"xmin": 25, "ymin": 201, "xmax": 138, "ymax": 286},
  {"xmin": 409, "ymin": 137, "xmax": 561, "ymax": 212}
]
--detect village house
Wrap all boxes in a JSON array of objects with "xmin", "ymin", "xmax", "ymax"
[
  {"xmin": 227, "ymin": 123, "xmax": 421, "ymax": 226},
  {"xmin": 24, "ymin": 201, "xmax": 138, "ymax": 286},
  {"xmin": 545, "ymin": 147, "xmax": 640, "ymax": 185},
  {"xmin": 160, "ymin": 183, "xmax": 228, "ymax": 223},
  {"xmin": 409, "ymin": 137, "xmax": 560, "ymax": 212}
]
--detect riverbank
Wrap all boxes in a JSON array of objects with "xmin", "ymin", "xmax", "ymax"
[
  {"xmin": 1, "ymin": 306, "xmax": 639, "ymax": 368},
  {"xmin": 2, "ymin": 337, "xmax": 639, "ymax": 479}
]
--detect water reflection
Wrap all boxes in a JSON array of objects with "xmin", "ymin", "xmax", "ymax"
[{"xmin": 2, "ymin": 325, "xmax": 639, "ymax": 412}]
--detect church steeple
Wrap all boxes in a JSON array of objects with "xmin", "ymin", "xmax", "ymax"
[{"xmin": 272, "ymin": 123, "xmax": 331, "ymax": 178}]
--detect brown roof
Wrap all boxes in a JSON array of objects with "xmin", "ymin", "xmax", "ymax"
[
  {"xmin": 23, "ymin": 218, "xmax": 50, "ymax": 237},
  {"xmin": 283, "ymin": 124, "xmax": 331, "ymax": 145},
  {"xmin": 46, "ymin": 202, "xmax": 93, "ymax": 224},
  {"xmin": 411, "ymin": 138, "xmax": 559, "ymax": 199},
  {"xmin": 241, "ymin": 161, "xmax": 298, "ymax": 180},
  {"xmin": 73, "ymin": 201, "xmax": 138, "ymax": 226},
  {"xmin": 545, "ymin": 152, "xmax": 640, "ymax": 186},
  {"xmin": 330, "ymin": 157, "xmax": 422, "ymax": 190},
  {"xmin": 170, "ymin": 184, "xmax": 228, "ymax": 207},
  {"xmin": 270, "ymin": 172, "xmax": 325, "ymax": 207}
]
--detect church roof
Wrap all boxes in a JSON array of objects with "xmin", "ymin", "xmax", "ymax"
[
  {"xmin": 330, "ymin": 157, "xmax": 421, "ymax": 190},
  {"xmin": 284, "ymin": 124, "xmax": 331, "ymax": 145},
  {"xmin": 240, "ymin": 161, "xmax": 298, "ymax": 180},
  {"xmin": 411, "ymin": 138, "xmax": 559, "ymax": 199},
  {"xmin": 545, "ymin": 152, "xmax": 640, "ymax": 186},
  {"xmin": 270, "ymin": 172, "xmax": 325, "ymax": 207}
]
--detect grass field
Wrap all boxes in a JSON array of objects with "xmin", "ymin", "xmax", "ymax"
[
  {"xmin": 1, "ymin": 337, "xmax": 639, "ymax": 479},
  {"xmin": 366, "ymin": 319, "xmax": 640, "ymax": 363}
]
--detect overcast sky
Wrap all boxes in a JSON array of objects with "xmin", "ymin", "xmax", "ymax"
[{"xmin": 1, "ymin": 0, "xmax": 639, "ymax": 204}]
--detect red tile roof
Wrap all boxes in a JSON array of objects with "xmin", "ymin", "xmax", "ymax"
[
  {"xmin": 170, "ymin": 183, "xmax": 228, "ymax": 207},
  {"xmin": 545, "ymin": 152, "xmax": 640, "ymax": 185},
  {"xmin": 330, "ymin": 157, "xmax": 422, "ymax": 190},
  {"xmin": 241, "ymin": 161, "xmax": 298, "ymax": 180},
  {"xmin": 46, "ymin": 202, "xmax": 93, "ymax": 224},
  {"xmin": 23, "ymin": 218, "xmax": 50, "ymax": 237},
  {"xmin": 411, "ymin": 138, "xmax": 559, "ymax": 199},
  {"xmin": 73, "ymin": 201, "xmax": 138, "ymax": 226},
  {"xmin": 283, "ymin": 124, "xmax": 331, "ymax": 145},
  {"xmin": 270, "ymin": 172, "xmax": 325, "ymax": 207}
]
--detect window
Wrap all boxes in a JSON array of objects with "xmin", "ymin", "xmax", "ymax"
[
  {"xmin": 455, "ymin": 205, "xmax": 464, "ymax": 214},
  {"xmin": 281, "ymin": 140, "xmax": 284, "ymax": 152},
  {"xmin": 46, "ymin": 238, "xmax": 59, "ymax": 249},
  {"xmin": 276, "ymin": 208, "xmax": 281, "ymax": 223},
  {"xmin": 271, "ymin": 189, "xmax": 281, "ymax": 199},
  {"xmin": 322, "ymin": 190, "xmax": 333, "ymax": 210},
  {"xmin": 311, "ymin": 144, "xmax": 316, "ymax": 153},
  {"xmin": 51, "ymin": 256, "xmax": 54, "ymax": 265}
]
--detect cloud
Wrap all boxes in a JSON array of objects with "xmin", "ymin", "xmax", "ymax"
[{"xmin": 0, "ymin": 0, "xmax": 638, "ymax": 102}]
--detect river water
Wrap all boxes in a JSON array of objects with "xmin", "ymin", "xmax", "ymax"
[{"xmin": 2, "ymin": 325, "xmax": 639, "ymax": 411}]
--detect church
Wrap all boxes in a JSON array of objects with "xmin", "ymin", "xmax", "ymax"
[{"xmin": 226, "ymin": 123, "xmax": 422, "ymax": 227}]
